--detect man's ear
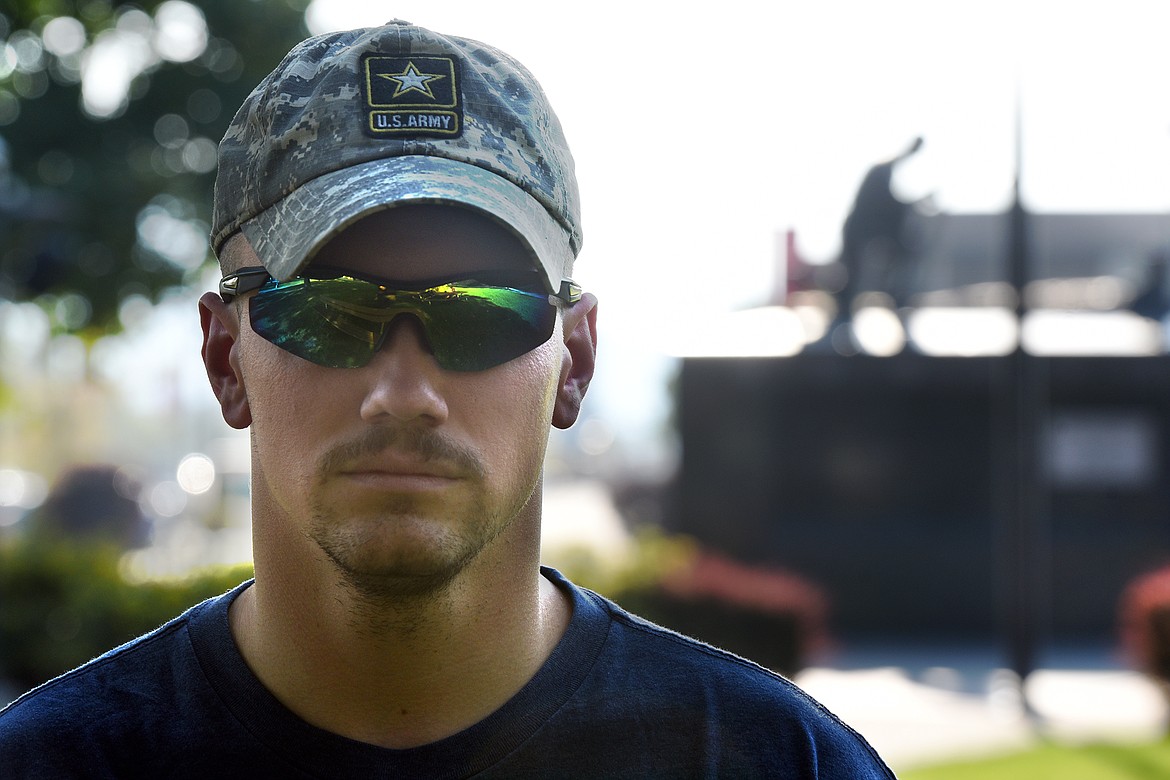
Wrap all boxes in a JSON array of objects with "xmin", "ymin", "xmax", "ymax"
[
  {"xmin": 199, "ymin": 292, "xmax": 252, "ymax": 429},
  {"xmin": 553, "ymin": 292, "xmax": 598, "ymax": 430}
]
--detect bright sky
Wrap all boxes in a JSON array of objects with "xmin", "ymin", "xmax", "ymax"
[
  {"xmin": 306, "ymin": 0, "xmax": 1170, "ymax": 273},
  {"xmin": 297, "ymin": 0, "xmax": 1170, "ymax": 450}
]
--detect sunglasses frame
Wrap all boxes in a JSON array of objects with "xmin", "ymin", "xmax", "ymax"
[{"xmin": 219, "ymin": 266, "xmax": 582, "ymax": 306}]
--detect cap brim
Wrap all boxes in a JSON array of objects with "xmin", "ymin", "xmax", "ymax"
[{"xmin": 239, "ymin": 155, "xmax": 573, "ymax": 292}]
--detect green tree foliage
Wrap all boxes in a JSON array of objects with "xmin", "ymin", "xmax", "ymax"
[{"xmin": 0, "ymin": 0, "xmax": 309, "ymax": 335}]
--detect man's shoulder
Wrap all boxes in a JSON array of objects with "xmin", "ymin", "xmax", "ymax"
[
  {"xmin": 0, "ymin": 588, "xmax": 236, "ymax": 772},
  {"xmin": 598, "ymin": 594, "xmax": 826, "ymax": 707},
  {"xmin": 552, "ymin": 570, "xmax": 839, "ymax": 716},
  {"xmin": 4, "ymin": 612, "xmax": 189, "ymax": 715},
  {"xmin": 560, "ymin": 585, "xmax": 896, "ymax": 778},
  {"xmin": 585, "ymin": 594, "xmax": 795, "ymax": 678}
]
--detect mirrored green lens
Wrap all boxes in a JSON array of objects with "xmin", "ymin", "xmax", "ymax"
[{"xmin": 247, "ymin": 276, "xmax": 557, "ymax": 371}]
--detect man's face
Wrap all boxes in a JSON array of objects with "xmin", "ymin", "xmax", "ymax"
[{"xmin": 216, "ymin": 205, "xmax": 581, "ymax": 599}]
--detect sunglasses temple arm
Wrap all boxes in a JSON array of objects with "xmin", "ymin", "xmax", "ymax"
[
  {"xmin": 556, "ymin": 279, "xmax": 582, "ymax": 304},
  {"xmin": 219, "ymin": 267, "xmax": 273, "ymax": 303}
]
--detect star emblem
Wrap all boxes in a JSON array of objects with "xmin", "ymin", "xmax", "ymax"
[{"xmin": 378, "ymin": 62, "xmax": 446, "ymax": 100}]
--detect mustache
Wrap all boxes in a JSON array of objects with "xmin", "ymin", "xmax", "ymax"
[{"xmin": 315, "ymin": 425, "xmax": 485, "ymax": 479}]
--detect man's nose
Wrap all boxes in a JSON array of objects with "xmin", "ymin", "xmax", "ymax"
[{"xmin": 357, "ymin": 317, "xmax": 449, "ymax": 425}]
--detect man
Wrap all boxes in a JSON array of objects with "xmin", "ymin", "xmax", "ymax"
[{"xmin": 1, "ymin": 20, "xmax": 895, "ymax": 777}]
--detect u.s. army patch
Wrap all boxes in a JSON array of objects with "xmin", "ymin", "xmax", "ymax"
[{"xmin": 361, "ymin": 55, "xmax": 462, "ymax": 138}]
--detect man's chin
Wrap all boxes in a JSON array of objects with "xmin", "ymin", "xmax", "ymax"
[
  {"xmin": 313, "ymin": 521, "xmax": 478, "ymax": 600},
  {"xmin": 339, "ymin": 563, "xmax": 462, "ymax": 602}
]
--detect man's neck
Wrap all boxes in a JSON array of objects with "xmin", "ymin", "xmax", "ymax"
[{"xmin": 228, "ymin": 533, "xmax": 571, "ymax": 748}]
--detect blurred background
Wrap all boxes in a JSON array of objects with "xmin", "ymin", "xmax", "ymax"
[{"xmin": 4, "ymin": 0, "xmax": 1170, "ymax": 776}]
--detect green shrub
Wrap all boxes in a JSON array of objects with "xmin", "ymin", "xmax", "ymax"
[
  {"xmin": 552, "ymin": 531, "xmax": 829, "ymax": 678},
  {"xmin": 0, "ymin": 537, "xmax": 252, "ymax": 695}
]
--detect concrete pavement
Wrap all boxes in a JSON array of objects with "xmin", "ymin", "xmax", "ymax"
[{"xmin": 795, "ymin": 660, "xmax": 1168, "ymax": 772}]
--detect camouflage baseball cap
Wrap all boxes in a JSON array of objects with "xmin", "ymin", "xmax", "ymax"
[{"xmin": 211, "ymin": 20, "xmax": 581, "ymax": 292}]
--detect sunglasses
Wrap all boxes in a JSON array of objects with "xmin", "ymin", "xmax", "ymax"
[{"xmin": 219, "ymin": 266, "xmax": 582, "ymax": 371}]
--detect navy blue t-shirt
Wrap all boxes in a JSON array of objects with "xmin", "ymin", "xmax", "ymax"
[{"xmin": 0, "ymin": 568, "xmax": 895, "ymax": 778}]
